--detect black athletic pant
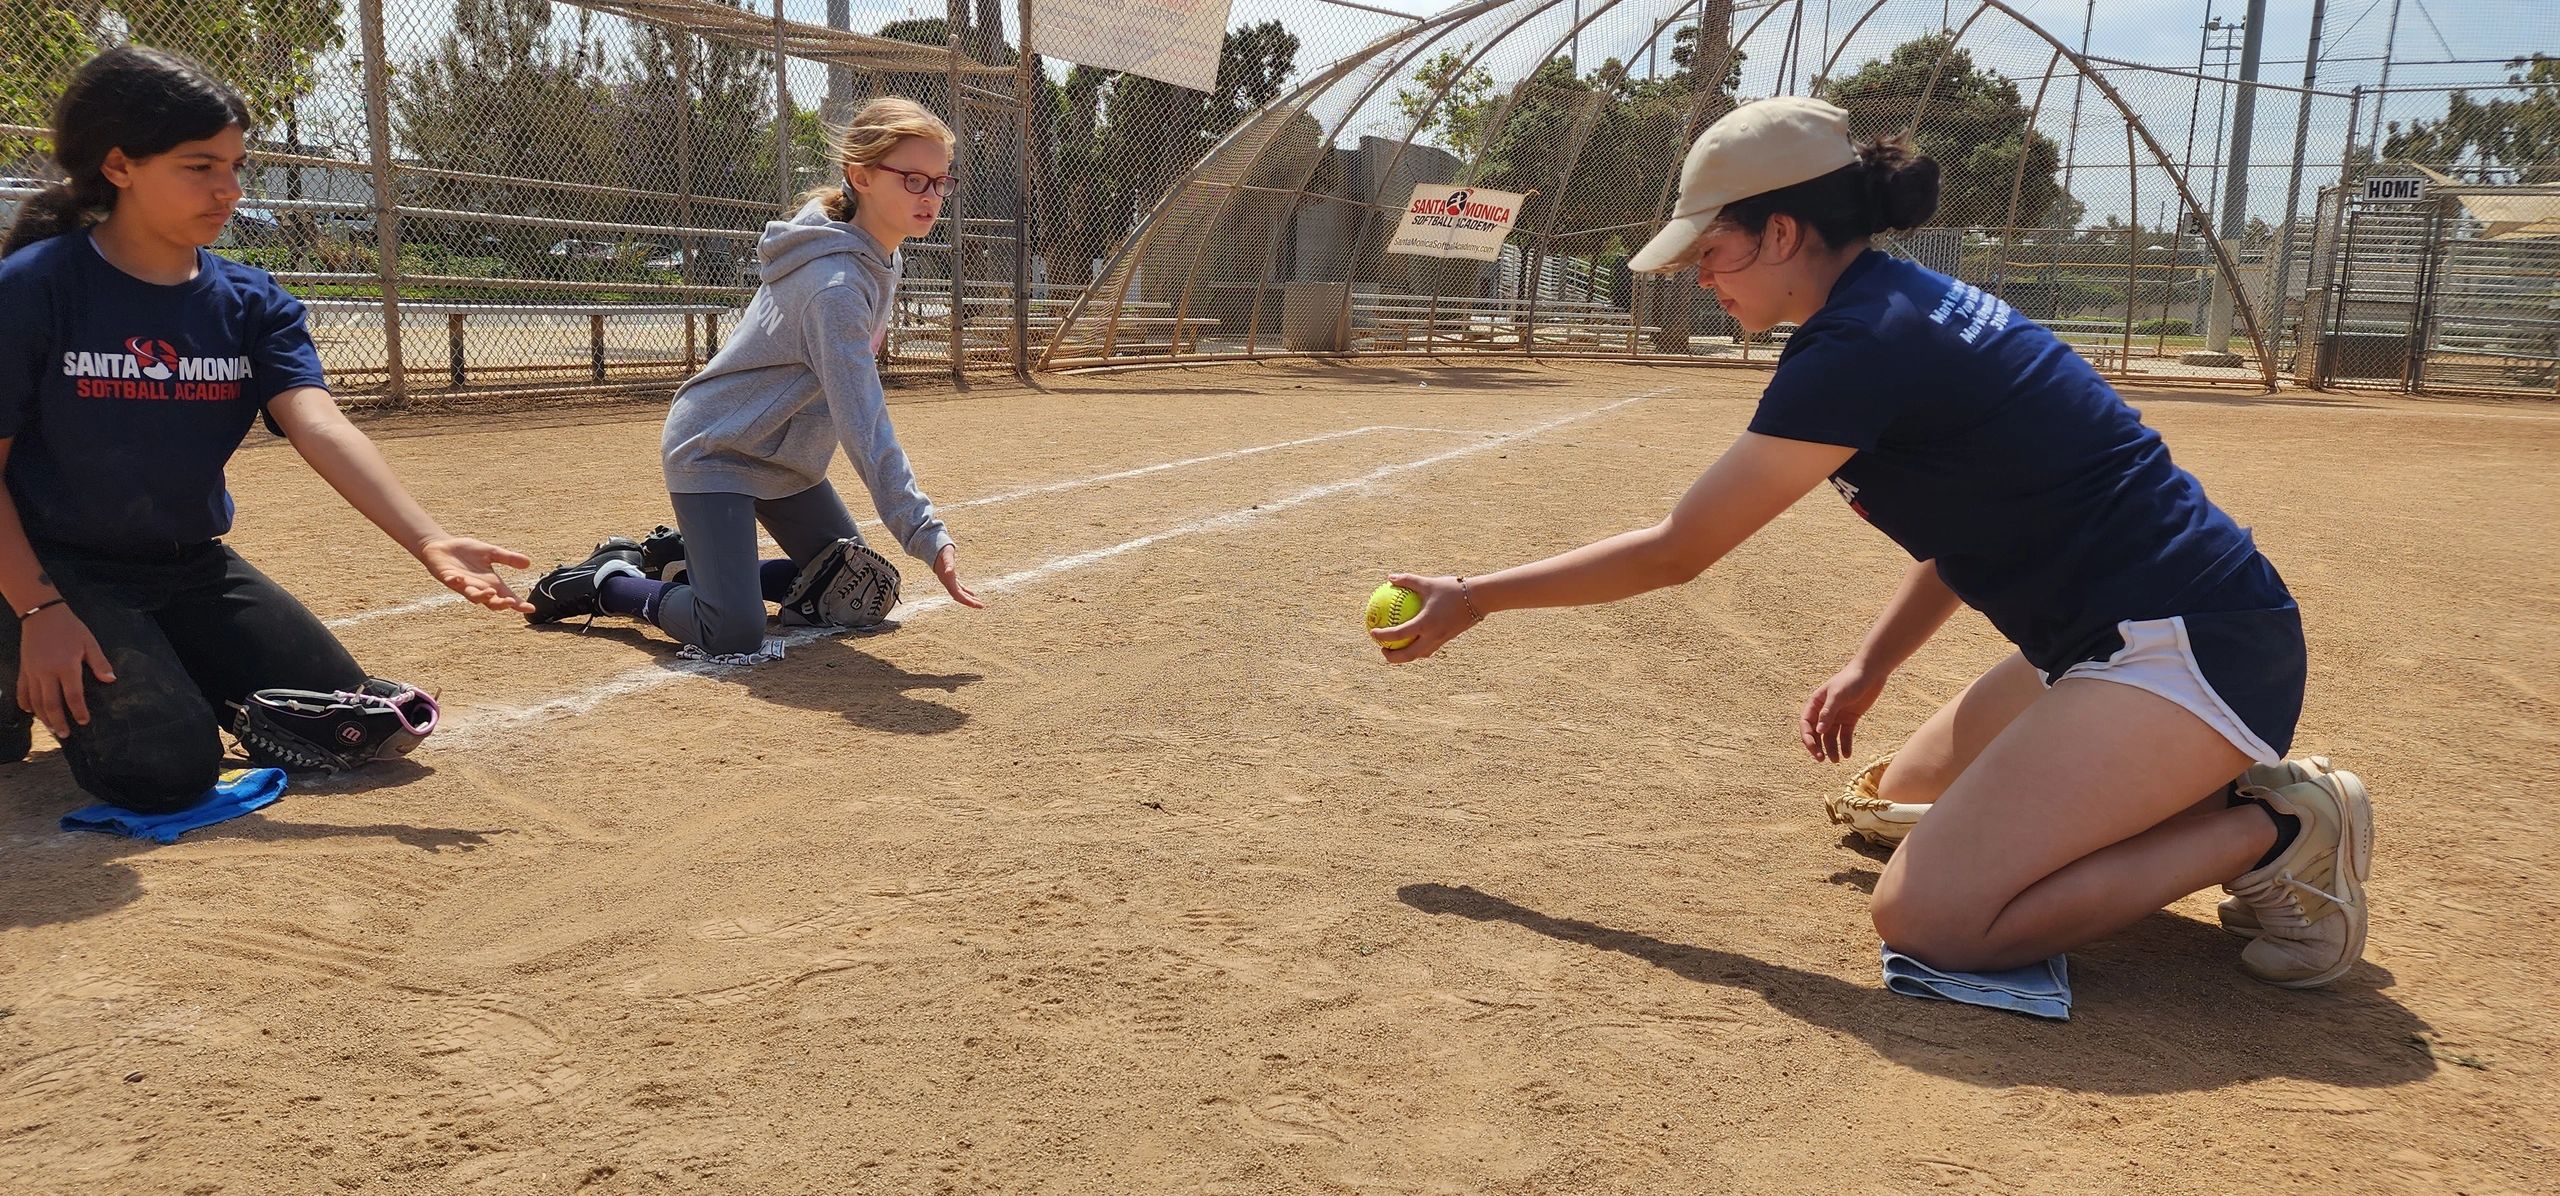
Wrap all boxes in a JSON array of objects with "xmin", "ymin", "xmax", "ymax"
[{"xmin": 0, "ymin": 540, "xmax": 364, "ymax": 811}]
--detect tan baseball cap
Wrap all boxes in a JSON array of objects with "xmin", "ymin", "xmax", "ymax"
[{"xmin": 1626, "ymin": 96, "xmax": 1860, "ymax": 274}]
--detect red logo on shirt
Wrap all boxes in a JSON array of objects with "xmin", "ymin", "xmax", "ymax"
[{"xmin": 125, "ymin": 337, "xmax": 180, "ymax": 381}]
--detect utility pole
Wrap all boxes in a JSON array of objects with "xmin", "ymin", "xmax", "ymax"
[
  {"xmin": 2193, "ymin": 14, "xmax": 2243, "ymax": 334},
  {"xmin": 2266, "ymin": 0, "xmax": 2329, "ymax": 373},
  {"xmin": 2202, "ymin": 18, "xmax": 2244, "ymax": 244},
  {"xmin": 827, "ymin": 0, "xmax": 852, "ymax": 121},
  {"xmin": 2193, "ymin": 0, "xmax": 2268, "ymax": 363},
  {"xmin": 2182, "ymin": 7, "xmax": 2219, "ymax": 200},
  {"xmin": 2181, "ymin": 10, "xmax": 2233, "ymax": 334},
  {"xmin": 2367, "ymin": 0, "xmax": 2404, "ymax": 158}
]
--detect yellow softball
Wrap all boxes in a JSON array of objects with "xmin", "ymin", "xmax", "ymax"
[{"xmin": 1365, "ymin": 582, "xmax": 1423, "ymax": 649}]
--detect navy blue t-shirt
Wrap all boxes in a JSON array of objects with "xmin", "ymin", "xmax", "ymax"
[
  {"xmin": 1749, "ymin": 250, "xmax": 2289, "ymax": 674},
  {"xmin": 0, "ymin": 234, "xmax": 326, "ymax": 556}
]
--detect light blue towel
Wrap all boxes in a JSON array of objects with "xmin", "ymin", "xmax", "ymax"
[
  {"xmin": 62, "ymin": 768, "xmax": 287, "ymax": 844},
  {"xmin": 1880, "ymin": 944, "xmax": 2072, "ymax": 1020}
]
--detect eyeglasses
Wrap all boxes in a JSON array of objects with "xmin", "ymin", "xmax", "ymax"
[{"xmin": 873, "ymin": 165, "xmax": 958, "ymax": 198}]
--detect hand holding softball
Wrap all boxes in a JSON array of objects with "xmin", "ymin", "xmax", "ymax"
[{"xmin": 1367, "ymin": 573, "xmax": 1481, "ymax": 663}]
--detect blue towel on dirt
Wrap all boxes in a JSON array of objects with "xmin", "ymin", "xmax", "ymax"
[
  {"xmin": 1880, "ymin": 944, "xmax": 2072, "ymax": 1021},
  {"xmin": 61, "ymin": 768, "xmax": 287, "ymax": 844}
]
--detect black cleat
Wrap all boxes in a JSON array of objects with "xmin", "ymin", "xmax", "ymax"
[
  {"xmin": 526, "ymin": 543, "xmax": 644, "ymax": 627},
  {"xmin": 636, "ymin": 525, "xmax": 688, "ymax": 584}
]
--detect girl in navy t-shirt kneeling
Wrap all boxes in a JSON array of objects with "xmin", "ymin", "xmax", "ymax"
[
  {"xmin": 1375, "ymin": 98, "xmax": 2371, "ymax": 991},
  {"xmin": 0, "ymin": 48, "xmax": 533, "ymax": 811}
]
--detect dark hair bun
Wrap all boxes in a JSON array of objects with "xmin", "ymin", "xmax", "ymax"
[{"xmin": 1856, "ymin": 135, "xmax": 1940, "ymax": 233}]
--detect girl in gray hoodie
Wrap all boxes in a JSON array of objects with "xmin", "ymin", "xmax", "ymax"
[{"xmin": 525, "ymin": 97, "xmax": 983, "ymax": 655}]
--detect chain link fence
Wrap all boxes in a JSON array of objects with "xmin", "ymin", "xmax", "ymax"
[
  {"xmin": 1051, "ymin": 0, "xmax": 2378, "ymax": 387},
  {"xmin": 2, "ymin": 0, "xmax": 2551, "ymax": 402},
  {"xmin": 2289, "ymin": 61, "xmax": 2560, "ymax": 395}
]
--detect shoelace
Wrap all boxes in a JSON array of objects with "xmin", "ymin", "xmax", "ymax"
[
  {"xmin": 332, "ymin": 686, "xmax": 438, "ymax": 736},
  {"xmin": 533, "ymin": 564, "xmax": 610, "ymax": 634},
  {"xmin": 2232, "ymin": 869, "xmax": 2353, "ymax": 934}
]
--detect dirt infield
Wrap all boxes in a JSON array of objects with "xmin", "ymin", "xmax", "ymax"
[{"xmin": 3, "ymin": 361, "xmax": 2554, "ymax": 1194}]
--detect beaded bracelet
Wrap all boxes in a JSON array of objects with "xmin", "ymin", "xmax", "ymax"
[{"xmin": 1456, "ymin": 577, "xmax": 1483, "ymax": 623}]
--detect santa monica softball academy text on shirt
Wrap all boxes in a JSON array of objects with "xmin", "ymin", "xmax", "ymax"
[{"xmin": 0, "ymin": 234, "xmax": 327, "ymax": 554}]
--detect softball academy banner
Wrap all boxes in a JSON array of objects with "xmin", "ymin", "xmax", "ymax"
[
  {"xmin": 1033, "ymin": 0, "xmax": 1233, "ymax": 93},
  {"xmin": 1385, "ymin": 184, "xmax": 1528, "ymax": 262}
]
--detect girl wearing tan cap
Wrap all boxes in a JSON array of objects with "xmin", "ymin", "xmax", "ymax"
[{"xmin": 1373, "ymin": 97, "xmax": 2368, "ymax": 990}]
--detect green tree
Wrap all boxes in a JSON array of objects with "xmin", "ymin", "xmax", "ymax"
[
  {"xmin": 3, "ymin": 1, "xmax": 345, "ymax": 167},
  {"xmin": 1086, "ymin": 20, "xmax": 1298, "ymax": 210},
  {"xmin": 1388, "ymin": 13, "xmax": 1742, "ymax": 231},
  {"xmin": 1393, "ymin": 48, "xmax": 1497, "ymax": 159},
  {"xmin": 1039, "ymin": 64, "xmax": 1111, "ymax": 283},
  {"xmin": 1554, "ymin": 57, "xmax": 1719, "ymax": 251},
  {"xmin": 1817, "ymin": 32, "xmax": 2072, "ymax": 229},
  {"xmin": 874, "ymin": 16, "xmax": 971, "ymax": 102},
  {"xmin": 392, "ymin": 0, "xmax": 623, "ymax": 261},
  {"xmin": 2384, "ymin": 54, "xmax": 2559, "ymax": 183},
  {"xmin": 1667, "ymin": 20, "xmax": 1743, "ymax": 88},
  {"xmin": 1381, "ymin": 14, "xmax": 1745, "ymax": 347},
  {"xmin": 1034, "ymin": 20, "xmax": 1300, "ymax": 284},
  {"xmin": 0, "ymin": 3, "xmax": 89, "ymax": 169},
  {"xmin": 870, "ymin": 18, "xmax": 1299, "ymax": 286},
  {"xmin": 616, "ymin": 4, "xmax": 776, "ymax": 216}
]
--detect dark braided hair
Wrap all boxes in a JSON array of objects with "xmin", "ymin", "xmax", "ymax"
[{"xmin": 3, "ymin": 46, "xmax": 250, "ymax": 258}]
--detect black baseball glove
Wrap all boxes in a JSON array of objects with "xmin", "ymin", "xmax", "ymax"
[{"xmin": 231, "ymin": 676, "xmax": 441, "ymax": 774}]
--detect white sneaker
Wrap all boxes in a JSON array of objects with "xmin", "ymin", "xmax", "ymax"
[
  {"xmin": 1825, "ymin": 753, "xmax": 1928, "ymax": 848},
  {"xmin": 2215, "ymin": 757, "xmax": 2337, "ymax": 936},
  {"xmin": 2224, "ymin": 765, "xmax": 2373, "ymax": 988}
]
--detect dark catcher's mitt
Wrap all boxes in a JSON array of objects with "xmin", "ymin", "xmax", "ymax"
[
  {"xmin": 778, "ymin": 537, "xmax": 903, "ymax": 629},
  {"xmin": 231, "ymin": 677, "xmax": 441, "ymax": 774}
]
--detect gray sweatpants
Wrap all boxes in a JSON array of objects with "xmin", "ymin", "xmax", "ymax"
[{"xmin": 654, "ymin": 482, "xmax": 867, "ymax": 655}]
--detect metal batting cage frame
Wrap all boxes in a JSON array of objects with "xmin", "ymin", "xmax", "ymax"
[{"xmin": 5, "ymin": 0, "xmax": 2553, "ymax": 402}]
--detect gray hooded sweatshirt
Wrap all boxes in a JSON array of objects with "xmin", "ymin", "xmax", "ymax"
[{"xmin": 661, "ymin": 202, "xmax": 951, "ymax": 564}]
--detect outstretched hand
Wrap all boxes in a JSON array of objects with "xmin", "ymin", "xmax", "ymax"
[
  {"xmin": 418, "ymin": 535, "xmax": 535, "ymax": 614},
  {"xmin": 1800, "ymin": 662, "xmax": 1886, "ymax": 762},
  {"xmin": 933, "ymin": 543, "xmax": 984, "ymax": 609},
  {"xmin": 1368, "ymin": 573, "xmax": 1482, "ymax": 663}
]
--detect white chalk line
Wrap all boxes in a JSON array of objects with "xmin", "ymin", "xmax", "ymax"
[
  {"xmin": 436, "ymin": 389, "xmax": 1671, "ymax": 744},
  {"xmin": 324, "ymin": 593, "xmax": 461, "ymax": 629},
  {"xmin": 323, "ymin": 423, "xmax": 1484, "ymax": 630},
  {"xmin": 939, "ymin": 424, "xmax": 1487, "ymax": 513}
]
